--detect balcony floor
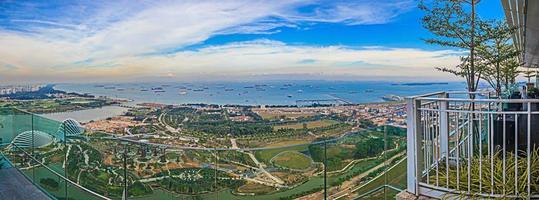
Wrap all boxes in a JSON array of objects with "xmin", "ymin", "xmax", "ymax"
[{"xmin": 0, "ymin": 167, "xmax": 51, "ymax": 200}]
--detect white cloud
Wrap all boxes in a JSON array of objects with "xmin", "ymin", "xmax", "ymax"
[
  {"xmin": 0, "ymin": 38, "xmax": 462, "ymax": 83},
  {"xmin": 274, "ymin": 0, "xmax": 415, "ymax": 25},
  {"xmin": 0, "ymin": 0, "xmax": 435, "ymax": 83},
  {"xmin": 1, "ymin": 0, "xmax": 415, "ymax": 59},
  {"xmin": 123, "ymin": 39, "xmax": 463, "ymax": 80}
]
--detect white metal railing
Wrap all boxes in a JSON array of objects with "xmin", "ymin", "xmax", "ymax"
[{"xmin": 406, "ymin": 91, "xmax": 539, "ymax": 199}]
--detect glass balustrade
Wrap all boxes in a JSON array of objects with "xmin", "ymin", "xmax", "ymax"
[{"xmin": 0, "ymin": 107, "xmax": 407, "ymax": 199}]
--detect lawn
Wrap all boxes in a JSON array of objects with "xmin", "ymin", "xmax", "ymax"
[
  {"xmin": 273, "ymin": 119, "xmax": 339, "ymax": 131},
  {"xmin": 353, "ymin": 158, "xmax": 407, "ymax": 195},
  {"xmin": 271, "ymin": 151, "xmax": 312, "ymax": 170},
  {"xmin": 254, "ymin": 140, "xmax": 310, "ymax": 163}
]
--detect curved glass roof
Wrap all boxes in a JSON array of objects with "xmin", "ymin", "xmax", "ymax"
[{"xmin": 11, "ymin": 130, "xmax": 54, "ymax": 148}]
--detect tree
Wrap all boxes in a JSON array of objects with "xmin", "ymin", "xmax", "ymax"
[
  {"xmin": 354, "ymin": 137, "xmax": 384, "ymax": 159},
  {"xmin": 419, "ymin": 0, "xmax": 487, "ymax": 98},
  {"xmin": 523, "ymin": 68, "xmax": 537, "ymax": 83},
  {"xmin": 477, "ymin": 20, "xmax": 520, "ymax": 96},
  {"xmin": 501, "ymin": 58, "xmax": 520, "ymax": 89},
  {"xmin": 437, "ymin": 55, "xmax": 485, "ymax": 94}
]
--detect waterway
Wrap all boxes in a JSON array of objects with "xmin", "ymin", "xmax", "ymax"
[{"xmin": 40, "ymin": 106, "xmax": 129, "ymax": 123}]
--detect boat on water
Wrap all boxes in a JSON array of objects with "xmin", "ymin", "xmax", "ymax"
[
  {"xmin": 154, "ymin": 90, "xmax": 166, "ymax": 93},
  {"xmin": 225, "ymin": 88, "xmax": 234, "ymax": 91},
  {"xmin": 140, "ymin": 89, "xmax": 148, "ymax": 91},
  {"xmin": 287, "ymin": 94, "xmax": 293, "ymax": 98},
  {"xmin": 193, "ymin": 89, "xmax": 204, "ymax": 92},
  {"xmin": 151, "ymin": 87, "xmax": 163, "ymax": 90},
  {"xmin": 179, "ymin": 91, "xmax": 187, "ymax": 95},
  {"xmin": 297, "ymin": 89, "xmax": 303, "ymax": 93}
]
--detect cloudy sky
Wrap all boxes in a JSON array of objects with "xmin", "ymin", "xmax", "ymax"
[{"xmin": 0, "ymin": 0, "xmax": 503, "ymax": 83}]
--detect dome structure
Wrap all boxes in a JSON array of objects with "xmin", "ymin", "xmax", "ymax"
[
  {"xmin": 10, "ymin": 130, "xmax": 54, "ymax": 148},
  {"xmin": 57, "ymin": 118, "xmax": 84, "ymax": 138}
]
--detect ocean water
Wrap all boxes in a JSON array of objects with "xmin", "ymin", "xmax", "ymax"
[{"xmin": 55, "ymin": 81, "xmax": 468, "ymax": 105}]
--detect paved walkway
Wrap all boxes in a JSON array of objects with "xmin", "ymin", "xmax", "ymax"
[{"xmin": 0, "ymin": 154, "xmax": 51, "ymax": 200}]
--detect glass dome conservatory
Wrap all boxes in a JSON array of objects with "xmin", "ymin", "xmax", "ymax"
[{"xmin": 10, "ymin": 130, "xmax": 54, "ymax": 149}]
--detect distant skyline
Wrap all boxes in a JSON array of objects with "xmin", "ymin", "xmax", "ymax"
[{"xmin": 0, "ymin": 0, "xmax": 504, "ymax": 83}]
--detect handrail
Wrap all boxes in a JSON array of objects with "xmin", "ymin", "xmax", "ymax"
[
  {"xmin": 405, "ymin": 90, "xmax": 493, "ymax": 99},
  {"xmin": 106, "ymin": 130, "xmax": 359, "ymax": 151},
  {"xmin": 408, "ymin": 91, "xmax": 539, "ymax": 198},
  {"xmin": 418, "ymin": 97, "xmax": 539, "ymax": 103},
  {"xmin": 9, "ymin": 144, "xmax": 112, "ymax": 200},
  {"xmin": 3, "ymin": 106, "xmax": 398, "ymax": 152},
  {"xmin": 405, "ymin": 91, "xmax": 446, "ymax": 99},
  {"xmin": 6, "ymin": 107, "xmax": 363, "ymax": 151},
  {"xmin": 1, "ymin": 106, "xmax": 408, "ymax": 199}
]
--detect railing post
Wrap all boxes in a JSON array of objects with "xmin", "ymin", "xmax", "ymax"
[
  {"xmin": 439, "ymin": 93, "xmax": 449, "ymax": 159},
  {"xmin": 406, "ymin": 97, "xmax": 422, "ymax": 195}
]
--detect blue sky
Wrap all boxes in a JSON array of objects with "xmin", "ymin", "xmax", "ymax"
[
  {"xmin": 202, "ymin": 1, "xmax": 504, "ymax": 50},
  {"xmin": 0, "ymin": 0, "xmax": 505, "ymax": 83}
]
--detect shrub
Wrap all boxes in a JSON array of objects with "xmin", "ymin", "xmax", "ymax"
[
  {"xmin": 40, "ymin": 178, "xmax": 60, "ymax": 190},
  {"xmin": 431, "ymin": 148, "xmax": 539, "ymax": 199}
]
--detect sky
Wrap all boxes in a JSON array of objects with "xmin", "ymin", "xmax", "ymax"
[{"xmin": 0, "ymin": 0, "xmax": 505, "ymax": 83}]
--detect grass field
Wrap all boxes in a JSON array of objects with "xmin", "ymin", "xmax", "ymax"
[
  {"xmin": 273, "ymin": 119, "xmax": 339, "ymax": 131},
  {"xmin": 271, "ymin": 151, "xmax": 312, "ymax": 170},
  {"xmin": 254, "ymin": 140, "xmax": 309, "ymax": 163},
  {"xmin": 353, "ymin": 158, "xmax": 407, "ymax": 196}
]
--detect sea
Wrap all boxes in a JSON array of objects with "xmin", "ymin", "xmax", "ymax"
[{"xmin": 54, "ymin": 81, "xmax": 470, "ymax": 106}]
